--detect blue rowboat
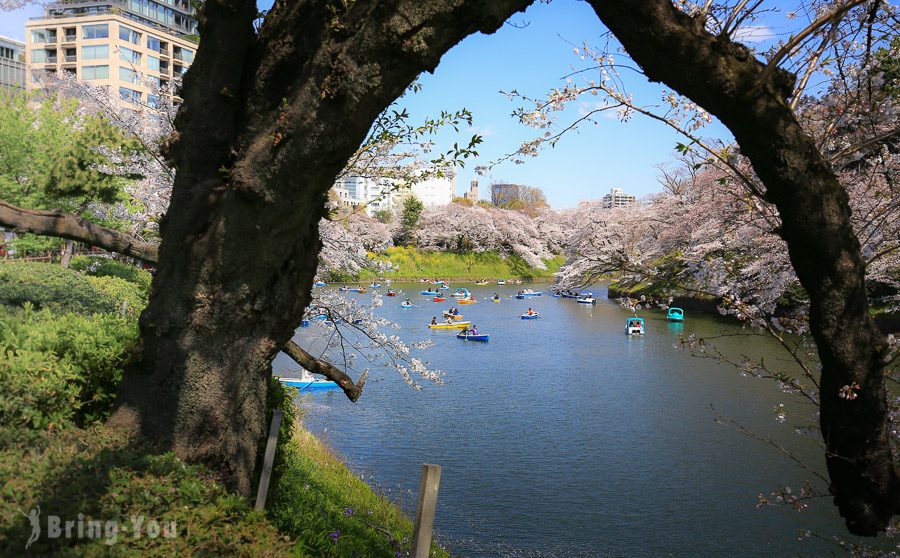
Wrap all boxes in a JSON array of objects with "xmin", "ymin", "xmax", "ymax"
[
  {"xmin": 514, "ymin": 291, "xmax": 542, "ymax": 299},
  {"xmin": 520, "ymin": 313, "xmax": 539, "ymax": 319},
  {"xmin": 369, "ymin": 283, "xmax": 381, "ymax": 288},
  {"xmin": 457, "ymin": 332, "xmax": 490, "ymax": 342},
  {"xmin": 400, "ymin": 303, "xmax": 413, "ymax": 308},
  {"xmin": 278, "ymin": 376, "xmax": 340, "ymax": 390},
  {"xmin": 667, "ymin": 307, "xmax": 684, "ymax": 322},
  {"xmin": 313, "ymin": 281, "xmax": 327, "ymax": 287},
  {"xmin": 420, "ymin": 290, "xmax": 439, "ymax": 296}
]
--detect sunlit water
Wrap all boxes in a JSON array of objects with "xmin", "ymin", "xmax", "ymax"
[{"xmin": 273, "ymin": 283, "xmax": 895, "ymax": 557}]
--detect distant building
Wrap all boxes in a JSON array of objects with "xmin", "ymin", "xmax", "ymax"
[
  {"xmin": 601, "ymin": 188, "xmax": 636, "ymax": 209},
  {"xmin": 490, "ymin": 182, "xmax": 522, "ymax": 206},
  {"xmin": 25, "ymin": 0, "xmax": 198, "ymax": 106},
  {"xmin": 391, "ymin": 171, "xmax": 455, "ymax": 209},
  {"xmin": 332, "ymin": 176, "xmax": 393, "ymax": 215},
  {"xmin": 462, "ymin": 179, "xmax": 479, "ymax": 203},
  {"xmin": 0, "ymin": 36, "xmax": 26, "ymax": 94}
]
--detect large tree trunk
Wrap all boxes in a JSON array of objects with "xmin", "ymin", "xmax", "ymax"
[
  {"xmin": 59, "ymin": 239, "xmax": 74, "ymax": 268},
  {"xmin": 108, "ymin": 0, "xmax": 532, "ymax": 496},
  {"xmin": 587, "ymin": 0, "xmax": 898, "ymax": 535}
]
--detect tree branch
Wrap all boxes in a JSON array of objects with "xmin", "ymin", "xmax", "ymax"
[
  {"xmin": 0, "ymin": 200, "xmax": 159, "ymax": 263},
  {"xmin": 282, "ymin": 339, "xmax": 367, "ymax": 402}
]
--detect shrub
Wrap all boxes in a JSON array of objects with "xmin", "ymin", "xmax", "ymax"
[
  {"xmin": 0, "ymin": 305, "xmax": 138, "ymax": 438},
  {"xmin": 70, "ymin": 255, "xmax": 152, "ymax": 292},
  {"xmin": 0, "ymin": 262, "xmax": 145, "ymax": 315}
]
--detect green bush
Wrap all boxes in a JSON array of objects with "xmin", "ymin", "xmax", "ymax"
[
  {"xmin": 0, "ymin": 305, "xmax": 138, "ymax": 437},
  {"xmin": 0, "ymin": 261, "xmax": 146, "ymax": 315},
  {"xmin": 70, "ymin": 255, "xmax": 152, "ymax": 292}
]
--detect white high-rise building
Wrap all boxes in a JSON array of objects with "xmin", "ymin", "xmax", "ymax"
[{"xmin": 601, "ymin": 188, "xmax": 636, "ymax": 208}]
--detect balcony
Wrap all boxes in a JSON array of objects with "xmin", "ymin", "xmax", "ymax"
[
  {"xmin": 63, "ymin": 55, "xmax": 76, "ymax": 64},
  {"xmin": 62, "ymin": 34, "xmax": 77, "ymax": 44}
]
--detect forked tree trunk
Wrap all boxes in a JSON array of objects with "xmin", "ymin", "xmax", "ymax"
[
  {"xmin": 587, "ymin": 0, "xmax": 898, "ymax": 534},
  {"xmin": 108, "ymin": 0, "xmax": 532, "ymax": 496}
]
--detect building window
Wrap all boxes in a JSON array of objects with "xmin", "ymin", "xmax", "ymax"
[
  {"xmin": 82, "ymin": 24, "xmax": 109, "ymax": 40},
  {"xmin": 147, "ymin": 94, "xmax": 160, "ymax": 108},
  {"xmin": 119, "ymin": 87, "xmax": 141, "ymax": 103},
  {"xmin": 147, "ymin": 36, "xmax": 160, "ymax": 52},
  {"xmin": 147, "ymin": 55, "xmax": 160, "ymax": 72},
  {"xmin": 30, "ymin": 29, "xmax": 56, "ymax": 43},
  {"xmin": 119, "ymin": 67, "xmax": 141, "ymax": 84},
  {"xmin": 82, "ymin": 65, "xmax": 109, "ymax": 80},
  {"xmin": 119, "ymin": 25, "xmax": 140, "ymax": 44},
  {"xmin": 118, "ymin": 46, "xmax": 141, "ymax": 64},
  {"xmin": 82, "ymin": 45, "xmax": 108, "ymax": 60},
  {"xmin": 30, "ymin": 49, "xmax": 47, "ymax": 63}
]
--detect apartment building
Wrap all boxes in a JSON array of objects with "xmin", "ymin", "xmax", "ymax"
[
  {"xmin": 0, "ymin": 36, "xmax": 26, "ymax": 94},
  {"xmin": 601, "ymin": 187, "xmax": 636, "ymax": 209},
  {"xmin": 25, "ymin": 0, "xmax": 197, "ymax": 106}
]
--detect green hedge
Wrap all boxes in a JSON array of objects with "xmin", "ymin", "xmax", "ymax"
[
  {"xmin": 0, "ymin": 305, "xmax": 138, "ymax": 439},
  {"xmin": 0, "ymin": 262, "xmax": 146, "ymax": 316},
  {"xmin": 70, "ymin": 255, "xmax": 152, "ymax": 292}
]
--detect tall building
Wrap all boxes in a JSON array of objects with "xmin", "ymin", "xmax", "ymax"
[
  {"xmin": 333, "ymin": 176, "xmax": 393, "ymax": 215},
  {"xmin": 0, "ymin": 36, "xmax": 26, "ymax": 94},
  {"xmin": 601, "ymin": 188, "xmax": 636, "ymax": 209},
  {"xmin": 25, "ymin": 0, "xmax": 198, "ymax": 106},
  {"xmin": 462, "ymin": 179, "xmax": 479, "ymax": 203}
]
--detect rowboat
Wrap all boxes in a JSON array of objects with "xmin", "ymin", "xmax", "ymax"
[
  {"xmin": 400, "ymin": 303, "xmax": 413, "ymax": 308},
  {"xmin": 491, "ymin": 297, "xmax": 500, "ymax": 303},
  {"xmin": 277, "ymin": 372, "xmax": 339, "ymax": 390},
  {"xmin": 667, "ymin": 307, "xmax": 684, "ymax": 322},
  {"xmin": 474, "ymin": 280, "xmax": 490, "ymax": 286},
  {"xmin": 560, "ymin": 290, "xmax": 581, "ymax": 299},
  {"xmin": 497, "ymin": 279, "xmax": 506, "ymax": 285},
  {"xmin": 458, "ymin": 298, "xmax": 476, "ymax": 305},
  {"xmin": 429, "ymin": 321, "xmax": 471, "ymax": 329},
  {"xmin": 386, "ymin": 290, "xmax": 397, "ymax": 297},
  {"xmin": 348, "ymin": 287, "xmax": 366, "ymax": 293},
  {"xmin": 433, "ymin": 296, "xmax": 447, "ymax": 302},
  {"xmin": 577, "ymin": 296, "xmax": 596, "ymax": 304},
  {"xmin": 626, "ymin": 317, "xmax": 645, "ymax": 335},
  {"xmin": 369, "ymin": 282, "xmax": 381, "ymax": 288},
  {"xmin": 520, "ymin": 312, "xmax": 539, "ymax": 319},
  {"xmin": 515, "ymin": 289, "xmax": 542, "ymax": 299},
  {"xmin": 457, "ymin": 332, "xmax": 490, "ymax": 341},
  {"xmin": 313, "ymin": 281, "xmax": 327, "ymax": 287},
  {"xmin": 420, "ymin": 290, "xmax": 439, "ymax": 296}
]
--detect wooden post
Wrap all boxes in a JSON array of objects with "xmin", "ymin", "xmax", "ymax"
[
  {"xmin": 410, "ymin": 463, "xmax": 441, "ymax": 558},
  {"xmin": 254, "ymin": 409, "xmax": 283, "ymax": 511}
]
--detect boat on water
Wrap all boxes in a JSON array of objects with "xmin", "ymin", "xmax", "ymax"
[
  {"xmin": 348, "ymin": 286, "xmax": 366, "ymax": 293},
  {"xmin": 433, "ymin": 296, "xmax": 447, "ymax": 302},
  {"xmin": 457, "ymin": 332, "xmax": 490, "ymax": 342},
  {"xmin": 400, "ymin": 303, "xmax": 413, "ymax": 308},
  {"xmin": 300, "ymin": 319, "xmax": 311, "ymax": 327},
  {"xmin": 458, "ymin": 298, "xmax": 477, "ymax": 305},
  {"xmin": 560, "ymin": 290, "xmax": 581, "ymax": 299},
  {"xmin": 277, "ymin": 371, "xmax": 340, "ymax": 390},
  {"xmin": 515, "ymin": 289, "xmax": 542, "ymax": 299},
  {"xmin": 429, "ymin": 321, "xmax": 471, "ymax": 329},
  {"xmin": 420, "ymin": 290, "xmax": 440, "ymax": 296},
  {"xmin": 491, "ymin": 296, "xmax": 500, "ymax": 303},
  {"xmin": 442, "ymin": 311, "xmax": 464, "ymax": 320},
  {"xmin": 313, "ymin": 281, "xmax": 328, "ymax": 287},
  {"xmin": 474, "ymin": 280, "xmax": 490, "ymax": 286},
  {"xmin": 338, "ymin": 286, "xmax": 348, "ymax": 292},
  {"xmin": 626, "ymin": 317, "xmax": 645, "ymax": 336},
  {"xmin": 452, "ymin": 288, "xmax": 470, "ymax": 298},
  {"xmin": 386, "ymin": 290, "xmax": 397, "ymax": 297},
  {"xmin": 438, "ymin": 284, "xmax": 450, "ymax": 290},
  {"xmin": 369, "ymin": 282, "xmax": 381, "ymax": 288},
  {"xmin": 521, "ymin": 312, "xmax": 540, "ymax": 319},
  {"xmin": 667, "ymin": 307, "xmax": 684, "ymax": 322},
  {"xmin": 577, "ymin": 296, "xmax": 597, "ymax": 304},
  {"xmin": 497, "ymin": 279, "xmax": 506, "ymax": 285}
]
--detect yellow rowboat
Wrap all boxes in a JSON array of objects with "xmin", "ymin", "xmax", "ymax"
[
  {"xmin": 458, "ymin": 299, "xmax": 477, "ymax": 305},
  {"xmin": 428, "ymin": 321, "xmax": 471, "ymax": 329},
  {"xmin": 442, "ymin": 312, "xmax": 464, "ymax": 320}
]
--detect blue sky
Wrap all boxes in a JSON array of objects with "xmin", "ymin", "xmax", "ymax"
[{"xmin": 2, "ymin": 0, "xmax": 800, "ymax": 207}]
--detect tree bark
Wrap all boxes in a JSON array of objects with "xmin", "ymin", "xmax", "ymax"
[
  {"xmin": 0, "ymin": 200, "xmax": 158, "ymax": 262},
  {"xmin": 108, "ymin": 0, "xmax": 532, "ymax": 496},
  {"xmin": 588, "ymin": 0, "xmax": 897, "ymax": 534},
  {"xmin": 59, "ymin": 239, "xmax": 74, "ymax": 268},
  {"xmin": 283, "ymin": 340, "xmax": 367, "ymax": 401}
]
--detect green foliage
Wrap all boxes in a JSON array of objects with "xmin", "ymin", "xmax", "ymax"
[
  {"xmin": 71, "ymin": 255, "xmax": 153, "ymax": 292},
  {"xmin": 0, "ymin": 428, "xmax": 295, "ymax": 556},
  {"xmin": 0, "ymin": 262, "xmax": 146, "ymax": 315},
  {"xmin": 0, "ymin": 91, "xmax": 138, "ymax": 218},
  {"xmin": 0, "ymin": 305, "xmax": 138, "ymax": 437},
  {"xmin": 400, "ymin": 196, "xmax": 424, "ymax": 231},
  {"xmin": 373, "ymin": 208, "xmax": 393, "ymax": 224},
  {"xmin": 359, "ymin": 246, "xmax": 564, "ymax": 280},
  {"xmin": 875, "ymin": 36, "xmax": 900, "ymax": 100},
  {"xmin": 7, "ymin": 233, "xmax": 62, "ymax": 256}
]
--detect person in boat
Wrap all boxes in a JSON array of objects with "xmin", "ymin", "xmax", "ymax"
[
  {"xmin": 445, "ymin": 316, "xmax": 455, "ymax": 325},
  {"xmin": 492, "ymin": 293, "xmax": 499, "ymax": 300},
  {"xmin": 431, "ymin": 316, "xmax": 437, "ymax": 325},
  {"xmin": 404, "ymin": 299, "xmax": 412, "ymax": 305},
  {"xmin": 452, "ymin": 307, "xmax": 459, "ymax": 315},
  {"xmin": 471, "ymin": 324, "xmax": 478, "ymax": 335},
  {"xmin": 528, "ymin": 307, "xmax": 535, "ymax": 315}
]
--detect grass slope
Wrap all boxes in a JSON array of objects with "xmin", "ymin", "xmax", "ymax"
[{"xmin": 359, "ymin": 247, "xmax": 564, "ymax": 280}]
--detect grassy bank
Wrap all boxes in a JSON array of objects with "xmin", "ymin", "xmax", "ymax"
[
  {"xmin": 357, "ymin": 247, "xmax": 564, "ymax": 281},
  {"xmin": 0, "ymin": 259, "xmax": 449, "ymax": 557}
]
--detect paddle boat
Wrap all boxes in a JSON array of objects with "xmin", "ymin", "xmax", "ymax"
[
  {"xmin": 386, "ymin": 290, "xmax": 397, "ymax": 297},
  {"xmin": 497, "ymin": 279, "xmax": 506, "ymax": 285},
  {"xmin": 313, "ymin": 281, "xmax": 328, "ymax": 287},
  {"xmin": 438, "ymin": 284, "xmax": 450, "ymax": 290},
  {"xmin": 369, "ymin": 282, "xmax": 381, "ymax": 288},
  {"xmin": 577, "ymin": 295, "xmax": 597, "ymax": 304},
  {"xmin": 667, "ymin": 307, "xmax": 684, "ymax": 322},
  {"xmin": 428, "ymin": 320, "xmax": 471, "ymax": 329},
  {"xmin": 491, "ymin": 295, "xmax": 500, "ymax": 303},
  {"xmin": 433, "ymin": 296, "xmax": 447, "ymax": 302},
  {"xmin": 520, "ymin": 311, "xmax": 540, "ymax": 319},
  {"xmin": 474, "ymin": 280, "xmax": 490, "ymax": 286},
  {"xmin": 457, "ymin": 331, "xmax": 490, "ymax": 342},
  {"xmin": 515, "ymin": 289, "xmax": 543, "ymax": 299},
  {"xmin": 400, "ymin": 302, "xmax": 413, "ymax": 309},
  {"xmin": 420, "ymin": 289, "xmax": 440, "ymax": 296},
  {"xmin": 277, "ymin": 371, "xmax": 339, "ymax": 391},
  {"xmin": 626, "ymin": 317, "xmax": 645, "ymax": 336},
  {"xmin": 452, "ymin": 288, "xmax": 470, "ymax": 298}
]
